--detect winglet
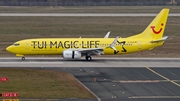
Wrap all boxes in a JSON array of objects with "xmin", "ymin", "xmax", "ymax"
[
  {"xmin": 104, "ymin": 31, "xmax": 111, "ymax": 38},
  {"xmin": 110, "ymin": 36, "xmax": 119, "ymax": 48},
  {"xmin": 108, "ymin": 36, "xmax": 119, "ymax": 54}
]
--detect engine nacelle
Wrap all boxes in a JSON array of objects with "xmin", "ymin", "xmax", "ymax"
[{"xmin": 62, "ymin": 50, "xmax": 81, "ymax": 59}]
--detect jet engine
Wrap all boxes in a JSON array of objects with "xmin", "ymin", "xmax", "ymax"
[{"xmin": 62, "ymin": 50, "xmax": 81, "ymax": 59}]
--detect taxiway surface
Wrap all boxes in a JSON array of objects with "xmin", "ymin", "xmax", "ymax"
[
  {"xmin": 0, "ymin": 57, "xmax": 180, "ymax": 67},
  {"xmin": 45, "ymin": 67, "xmax": 180, "ymax": 101}
]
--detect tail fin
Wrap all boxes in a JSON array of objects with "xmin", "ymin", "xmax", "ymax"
[{"xmin": 129, "ymin": 9, "xmax": 169, "ymax": 39}]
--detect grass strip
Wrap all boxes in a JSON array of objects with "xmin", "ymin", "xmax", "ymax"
[{"xmin": 0, "ymin": 68, "xmax": 95, "ymax": 99}]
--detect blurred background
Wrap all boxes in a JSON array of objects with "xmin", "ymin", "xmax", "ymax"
[{"xmin": 0, "ymin": 0, "xmax": 178, "ymax": 6}]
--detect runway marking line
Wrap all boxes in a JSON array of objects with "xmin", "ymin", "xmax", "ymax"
[
  {"xmin": 145, "ymin": 66, "xmax": 180, "ymax": 87},
  {"xmin": 131, "ymin": 96, "xmax": 180, "ymax": 98}
]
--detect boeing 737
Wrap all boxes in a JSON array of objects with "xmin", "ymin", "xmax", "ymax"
[{"xmin": 6, "ymin": 9, "xmax": 169, "ymax": 61}]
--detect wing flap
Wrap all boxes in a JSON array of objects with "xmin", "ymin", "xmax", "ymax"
[
  {"xmin": 78, "ymin": 48, "xmax": 104, "ymax": 56},
  {"xmin": 78, "ymin": 48, "xmax": 103, "ymax": 53}
]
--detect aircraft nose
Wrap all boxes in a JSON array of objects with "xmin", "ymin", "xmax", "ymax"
[{"xmin": 6, "ymin": 46, "xmax": 13, "ymax": 53}]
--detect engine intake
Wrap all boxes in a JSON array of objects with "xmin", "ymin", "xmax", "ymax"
[{"xmin": 62, "ymin": 50, "xmax": 81, "ymax": 59}]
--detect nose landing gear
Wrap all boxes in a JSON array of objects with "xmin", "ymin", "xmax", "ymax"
[{"xmin": 22, "ymin": 57, "xmax": 25, "ymax": 60}]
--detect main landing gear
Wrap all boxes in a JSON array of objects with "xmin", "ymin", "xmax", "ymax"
[{"xmin": 85, "ymin": 56, "xmax": 92, "ymax": 61}]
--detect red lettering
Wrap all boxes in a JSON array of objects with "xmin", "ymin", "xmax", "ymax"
[
  {"xmin": 2, "ymin": 93, "xmax": 18, "ymax": 97},
  {"xmin": 0, "ymin": 77, "xmax": 8, "ymax": 82}
]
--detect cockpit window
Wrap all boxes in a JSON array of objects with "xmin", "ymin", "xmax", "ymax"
[{"xmin": 13, "ymin": 43, "xmax": 20, "ymax": 46}]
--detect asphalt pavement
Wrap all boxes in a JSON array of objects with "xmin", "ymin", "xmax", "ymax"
[
  {"xmin": 1, "ymin": 57, "xmax": 180, "ymax": 101},
  {"xmin": 43, "ymin": 67, "xmax": 180, "ymax": 101}
]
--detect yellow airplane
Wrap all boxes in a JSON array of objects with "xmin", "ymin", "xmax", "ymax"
[{"xmin": 6, "ymin": 9, "xmax": 169, "ymax": 61}]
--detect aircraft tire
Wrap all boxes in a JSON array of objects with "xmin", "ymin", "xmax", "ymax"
[
  {"xmin": 22, "ymin": 57, "xmax": 25, "ymax": 60},
  {"xmin": 85, "ymin": 56, "xmax": 92, "ymax": 61}
]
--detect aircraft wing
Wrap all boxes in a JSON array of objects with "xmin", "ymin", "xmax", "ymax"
[
  {"xmin": 74, "ymin": 36, "xmax": 119, "ymax": 56},
  {"xmin": 78, "ymin": 48, "xmax": 104, "ymax": 56},
  {"xmin": 65, "ymin": 36, "xmax": 119, "ymax": 56}
]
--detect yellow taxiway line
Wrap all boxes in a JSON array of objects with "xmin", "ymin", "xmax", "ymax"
[{"xmin": 145, "ymin": 66, "xmax": 180, "ymax": 87}]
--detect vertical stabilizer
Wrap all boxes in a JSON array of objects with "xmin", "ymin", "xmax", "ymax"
[{"xmin": 129, "ymin": 9, "xmax": 169, "ymax": 39}]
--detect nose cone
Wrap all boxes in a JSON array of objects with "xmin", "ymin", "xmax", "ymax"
[{"xmin": 6, "ymin": 45, "xmax": 13, "ymax": 53}]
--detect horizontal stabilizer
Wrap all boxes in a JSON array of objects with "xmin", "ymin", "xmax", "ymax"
[{"xmin": 151, "ymin": 36, "xmax": 168, "ymax": 43}]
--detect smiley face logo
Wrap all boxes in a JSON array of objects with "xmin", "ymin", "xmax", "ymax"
[{"xmin": 150, "ymin": 23, "xmax": 164, "ymax": 34}]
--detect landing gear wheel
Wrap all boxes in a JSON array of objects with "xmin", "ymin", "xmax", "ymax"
[
  {"xmin": 22, "ymin": 57, "xmax": 25, "ymax": 60},
  {"xmin": 85, "ymin": 56, "xmax": 92, "ymax": 61}
]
